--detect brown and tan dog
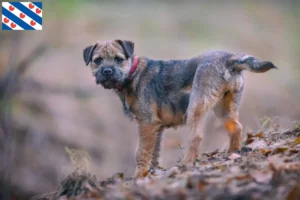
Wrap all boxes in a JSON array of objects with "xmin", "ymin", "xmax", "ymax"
[{"xmin": 83, "ymin": 40, "xmax": 276, "ymax": 178}]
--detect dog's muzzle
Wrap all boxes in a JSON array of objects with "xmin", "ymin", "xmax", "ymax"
[
  {"xmin": 95, "ymin": 67, "xmax": 115, "ymax": 84},
  {"xmin": 95, "ymin": 66, "xmax": 121, "ymax": 90}
]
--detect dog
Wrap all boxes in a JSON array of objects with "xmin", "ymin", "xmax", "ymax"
[{"xmin": 83, "ymin": 40, "xmax": 276, "ymax": 178}]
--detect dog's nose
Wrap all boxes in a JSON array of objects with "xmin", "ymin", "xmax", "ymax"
[{"xmin": 102, "ymin": 68, "xmax": 113, "ymax": 75}]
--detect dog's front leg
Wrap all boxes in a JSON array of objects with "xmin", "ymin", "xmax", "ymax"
[
  {"xmin": 151, "ymin": 130, "xmax": 163, "ymax": 168},
  {"xmin": 134, "ymin": 123, "xmax": 160, "ymax": 179}
]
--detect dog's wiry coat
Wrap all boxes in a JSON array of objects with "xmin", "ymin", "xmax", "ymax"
[{"xmin": 83, "ymin": 40, "xmax": 277, "ymax": 178}]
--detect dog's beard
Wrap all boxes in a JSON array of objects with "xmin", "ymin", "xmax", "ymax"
[
  {"xmin": 97, "ymin": 75, "xmax": 125, "ymax": 89},
  {"xmin": 101, "ymin": 79, "xmax": 119, "ymax": 89}
]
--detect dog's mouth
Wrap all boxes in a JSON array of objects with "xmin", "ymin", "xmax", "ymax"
[
  {"xmin": 100, "ymin": 80, "xmax": 117, "ymax": 89},
  {"xmin": 97, "ymin": 78, "xmax": 123, "ymax": 90},
  {"xmin": 94, "ymin": 69, "xmax": 125, "ymax": 90}
]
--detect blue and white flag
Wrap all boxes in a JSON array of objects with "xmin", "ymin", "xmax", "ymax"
[{"xmin": 2, "ymin": 2, "xmax": 42, "ymax": 30}]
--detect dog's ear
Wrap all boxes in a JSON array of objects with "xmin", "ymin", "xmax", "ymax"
[
  {"xmin": 83, "ymin": 44, "xmax": 97, "ymax": 66},
  {"xmin": 116, "ymin": 40, "xmax": 134, "ymax": 59}
]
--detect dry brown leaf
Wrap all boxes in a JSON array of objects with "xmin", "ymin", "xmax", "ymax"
[
  {"xmin": 260, "ymin": 148, "xmax": 272, "ymax": 157},
  {"xmin": 210, "ymin": 150, "xmax": 218, "ymax": 157},
  {"xmin": 272, "ymin": 147, "xmax": 289, "ymax": 155},
  {"xmin": 289, "ymin": 149, "xmax": 299, "ymax": 154},
  {"xmin": 260, "ymin": 148, "xmax": 267, "ymax": 154},
  {"xmin": 234, "ymin": 174, "xmax": 252, "ymax": 181},
  {"xmin": 245, "ymin": 133, "xmax": 255, "ymax": 145},
  {"xmin": 245, "ymin": 132, "xmax": 264, "ymax": 145},
  {"xmin": 255, "ymin": 132, "xmax": 264, "ymax": 138},
  {"xmin": 293, "ymin": 136, "xmax": 300, "ymax": 145}
]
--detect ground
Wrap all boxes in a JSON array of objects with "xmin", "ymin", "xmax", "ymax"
[{"xmin": 34, "ymin": 124, "xmax": 300, "ymax": 200}]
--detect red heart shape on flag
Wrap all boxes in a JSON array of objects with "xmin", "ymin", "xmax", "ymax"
[
  {"xmin": 4, "ymin": 18, "xmax": 9, "ymax": 23},
  {"xmin": 30, "ymin": 20, "xmax": 36, "ymax": 26},
  {"xmin": 11, "ymin": 22, "xmax": 16, "ymax": 28},
  {"xmin": 9, "ymin": 5, "xmax": 15, "ymax": 11},
  {"xmin": 29, "ymin": 3, "xmax": 34, "ymax": 9},
  {"xmin": 36, "ymin": 8, "xmax": 41, "ymax": 14},
  {"xmin": 20, "ymin": 13, "xmax": 25, "ymax": 18}
]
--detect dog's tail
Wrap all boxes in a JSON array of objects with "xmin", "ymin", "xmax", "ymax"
[{"xmin": 229, "ymin": 53, "xmax": 277, "ymax": 73}]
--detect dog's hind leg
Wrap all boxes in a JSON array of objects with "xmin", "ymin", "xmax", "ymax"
[
  {"xmin": 214, "ymin": 89, "xmax": 243, "ymax": 152},
  {"xmin": 182, "ymin": 81, "xmax": 223, "ymax": 165}
]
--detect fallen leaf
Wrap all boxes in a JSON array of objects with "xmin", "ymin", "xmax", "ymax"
[
  {"xmin": 246, "ymin": 139, "xmax": 268, "ymax": 150},
  {"xmin": 288, "ymin": 149, "xmax": 299, "ymax": 154},
  {"xmin": 293, "ymin": 136, "xmax": 300, "ymax": 145},
  {"xmin": 245, "ymin": 133, "xmax": 255, "ymax": 145},
  {"xmin": 255, "ymin": 132, "xmax": 264, "ymax": 138},
  {"xmin": 228, "ymin": 153, "xmax": 241, "ymax": 160},
  {"xmin": 250, "ymin": 170, "xmax": 273, "ymax": 184},
  {"xmin": 234, "ymin": 174, "xmax": 252, "ymax": 181},
  {"xmin": 260, "ymin": 148, "xmax": 267, "ymax": 154},
  {"xmin": 260, "ymin": 148, "xmax": 272, "ymax": 157},
  {"xmin": 245, "ymin": 132, "xmax": 264, "ymax": 145},
  {"xmin": 272, "ymin": 147, "xmax": 288, "ymax": 155},
  {"xmin": 210, "ymin": 149, "xmax": 219, "ymax": 157}
]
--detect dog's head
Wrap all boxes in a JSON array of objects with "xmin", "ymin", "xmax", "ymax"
[{"xmin": 83, "ymin": 40, "xmax": 134, "ymax": 89}]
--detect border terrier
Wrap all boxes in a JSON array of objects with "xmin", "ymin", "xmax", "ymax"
[{"xmin": 83, "ymin": 40, "xmax": 276, "ymax": 178}]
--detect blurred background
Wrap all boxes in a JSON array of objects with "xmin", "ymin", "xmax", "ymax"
[{"xmin": 0, "ymin": 0, "xmax": 300, "ymax": 199}]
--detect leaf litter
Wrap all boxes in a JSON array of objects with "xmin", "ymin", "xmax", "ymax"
[{"xmin": 45, "ymin": 126, "xmax": 300, "ymax": 200}]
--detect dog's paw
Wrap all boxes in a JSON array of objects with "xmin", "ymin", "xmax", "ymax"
[{"xmin": 133, "ymin": 169, "xmax": 148, "ymax": 180}]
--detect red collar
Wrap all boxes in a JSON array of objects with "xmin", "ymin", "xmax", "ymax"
[
  {"xmin": 128, "ymin": 56, "xmax": 139, "ymax": 78},
  {"xmin": 116, "ymin": 56, "xmax": 139, "ymax": 91}
]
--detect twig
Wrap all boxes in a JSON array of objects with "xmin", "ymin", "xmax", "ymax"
[{"xmin": 31, "ymin": 191, "xmax": 57, "ymax": 200}]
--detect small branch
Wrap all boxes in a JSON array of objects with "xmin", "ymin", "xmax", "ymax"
[{"xmin": 31, "ymin": 191, "xmax": 57, "ymax": 200}]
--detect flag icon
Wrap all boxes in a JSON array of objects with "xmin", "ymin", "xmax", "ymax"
[{"xmin": 2, "ymin": 2, "xmax": 42, "ymax": 30}]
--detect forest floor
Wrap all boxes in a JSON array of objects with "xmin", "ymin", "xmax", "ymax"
[{"xmin": 41, "ymin": 124, "xmax": 300, "ymax": 200}]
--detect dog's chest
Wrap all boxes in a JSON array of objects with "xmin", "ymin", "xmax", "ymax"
[{"xmin": 121, "ymin": 92, "xmax": 138, "ymax": 120}]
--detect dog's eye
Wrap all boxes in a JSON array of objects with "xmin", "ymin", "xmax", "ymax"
[
  {"xmin": 115, "ymin": 57, "xmax": 124, "ymax": 64},
  {"xmin": 237, "ymin": 59, "xmax": 245, "ymax": 65},
  {"xmin": 94, "ymin": 57, "xmax": 103, "ymax": 65}
]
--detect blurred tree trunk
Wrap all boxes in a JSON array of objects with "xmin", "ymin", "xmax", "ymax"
[{"xmin": 0, "ymin": 32, "xmax": 47, "ymax": 200}]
